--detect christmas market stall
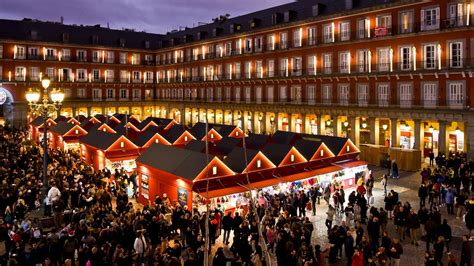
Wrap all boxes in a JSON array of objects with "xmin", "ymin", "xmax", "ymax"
[{"xmin": 49, "ymin": 121, "xmax": 88, "ymax": 151}]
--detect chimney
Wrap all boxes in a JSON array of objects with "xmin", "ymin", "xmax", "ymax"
[
  {"xmin": 60, "ymin": 16, "xmax": 64, "ymax": 24},
  {"xmin": 345, "ymin": 0, "xmax": 353, "ymax": 10}
]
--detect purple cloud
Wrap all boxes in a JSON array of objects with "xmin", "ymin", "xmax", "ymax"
[{"xmin": 0, "ymin": 0, "xmax": 290, "ymax": 33}]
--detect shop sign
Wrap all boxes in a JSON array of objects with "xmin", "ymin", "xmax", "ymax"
[
  {"xmin": 178, "ymin": 187, "xmax": 188, "ymax": 206},
  {"xmin": 141, "ymin": 174, "xmax": 149, "ymax": 199},
  {"xmin": 0, "ymin": 90, "xmax": 6, "ymax": 105}
]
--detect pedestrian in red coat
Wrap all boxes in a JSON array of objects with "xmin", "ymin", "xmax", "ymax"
[{"xmin": 351, "ymin": 248, "xmax": 364, "ymax": 266}]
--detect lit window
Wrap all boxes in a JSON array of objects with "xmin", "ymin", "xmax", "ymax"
[
  {"xmin": 184, "ymin": 136, "xmax": 188, "ymax": 142},
  {"xmin": 346, "ymin": 146, "xmax": 350, "ymax": 152},
  {"xmin": 210, "ymin": 133, "xmax": 214, "ymax": 139},
  {"xmin": 212, "ymin": 166, "xmax": 217, "ymax": 175},
  {"xmin": 75, "ymin": 129, "xmax": 79, "ymax": 135},
  {"xmin": 320, "ymin": 150, "xmax": 324, "ymax": 156},
  {"xmin": 257, "ymin": 159, "xmax": 262, "ymax": 168},
  {"xmin": 155, "ymin": 139, "xmax": 159, "ymax": 143},
  {"xmin": 120, "ymin": 141, "xmax": 124, "ymax": 148},
  {"xmin": 290, "ymin": 154, "xmax": 295, "ymax": 162}
]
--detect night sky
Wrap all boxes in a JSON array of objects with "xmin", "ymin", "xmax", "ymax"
[{"xmin": 0, "ymin": 0, "xmax": 290, "ymax": 34}]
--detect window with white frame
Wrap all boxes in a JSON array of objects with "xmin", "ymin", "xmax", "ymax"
[
  {"xmin": 145, "ymin": 71, "xmax": 153, "ymax": 83},
  {"xmin": 77, "ymin": 69, "xmax": 87, "ymax": 81},
  {"xmin": 399, "ymin": 83, "xmax": 412, "ymax": 107},
  {"xmin": 422, "ymin": 82, "xmax": 437, "ymax": 107},
  {"xmin": 119, "ymin": 52, "xmax": 127, "ymax": 64},
  {"xmin": 322, "ymin": 53, "xmax": 332, "ymax": 74},
  {"xmin": 339, "ymin": 52, "xmax": 351, "ymax": 73},
  {"xmin": 293, "ymin": 28, "xmax": 302, "ymax": 47},
  {"xmin": 267, "ymin": 86, "xmax": 274, "ymax": 103},
  {"xmin": 206, "ymin": 87, "xmax": 214, "ymax": 101},
  {"xmin": 290, "ymin": 86, "xmax": 302, "ymax": 103},
  {"xmin": 449, "ymin": 41, "xmax": 463, "ymax": 68},
  {"xmin": 279, "ymin": 32, "xmax": 288, "ymax": 49},
  {"xmin": 27, "ymin": 47, "xmax": 39, "ymax": 59},
  {"xmin": 399, "ymin": 11, "xmax": 414, "ymax": 34},
  {"xmin": 291, "ymin": 57, "xmax": 302, "ymax": 76},
  {"xmin": 280, "ymin": 58, "xmax": 289, "ymax": 77},
  {"xmin": 377, "ymin": 48, "xmax": 390, "ymax": 71},
  {"xmin": 421, "ymin": 7, "xmax": 440, "ymax": 31},
  {"xmin": 244, "ymin": 86, "xmax": 251, "ymax": 102},
  {"xmin": 423, "ymin": 44, "xmax": 437, "ymax": 69},
  {"xmin": 339, "ymin": 22, "xmax": 350, "ymax": 41},
  {"xmin": 193, "ymin": 48, "xmax": 199, "ymax": 60},
  {"xmin": 92, "ymin": 69, "xmax": 100, "ymax": 81},
  {"xmin": 338, "ymin": 84, "xmax": 350, "ymax": 105},
  {"xmin": 358, "ymin": 18, "xmax": 370, "ymax": 39},
  {"xmin": 323, "ymin": 24, "xmax": 334, "ymax": 43},
  {"xmin": 225, "ymin": 42, "xmax": 232, "ymax": 56},
  {"xmin": 377, "ymin": 84, "xmax": 390, "ymax": 107},
  {"xmin": 448, "ymin": 3, "xmax": 464, "ymax": 27},
  {"xmin": 307, "ymin": 55, "xmax": 317, "ymax": 75},
  {"xmin": 105, "ymin": 70, "xmax": 114, "ymax": 82},
  {"xmin": 255, "ymin": 86, "xmax": 262, "ymax": 103},
  {"xmin": 357, "ymin": 84, "xmax": 369, "ymax": 106},
  {"xmin": 400, "ymin": 46, "xmax": 412, "ymax": 70},
  {"xmin": 256, "ymin": 60, "xmax": 263, "ymax": 78},
  {"xmin": 92, "ymin": 89, "xmax": 102, "ymax": 100},
  {"xmin": 216, "ymin": 87, "xmax": 222, "ymax": 101},
  {"xmin": 235, "ymin": 39, "xmax": 242, "ymax": 55},
  {"xmin": 234, "ymin": 62, "xmax": 241, "ymax": 79},
  {"xmin": 0, "ymin": 45, "xmax": 3, "ymax": 59},
  {"xmin": 375, "ymin": 15, "xmax": 392, "ymax": 36},
  {"xmin": 255, "ymin": 37, "xmax": 263, "ymax": 52},
  {"xmin": 307, "ymin": 85, "xmax": 316, "ymax": 103},
  {"xmin": 120, "ymin": 70, "xmax": 128, "ymax": 83},
  {"xmin": 279, "ymin": 86, "xmax": 287, "ymax": 102},
  {"xmin": 322, "ymin": 84, "xmax": 332, "ymax": 104},
  {"xmin": 357, "ymin": 50, "xmax": 371, "ymax": 73},
  {"xmin": 267, "ymin": 60, "xmax": 275, "ymax": 78},
  {"xmin": 244, "ymin": 38, "xmax": 253, "ymax": 53},
  {"xmin": 131, "ymin": 53, "xmax": 140, "ymax": 65},
  {"xmin": 120, "ymin": 89, "xmax": 128, "ymax": 100},
  {"xmin": 144, "ymin": 89, "xmax": 152, "ymax": 100},
  {"xmin": 15, "ymin": 66, "xmax": 26, "ymax": 81},
  {"xmin": 234, "ymin": 87, "xmax": 241, "ymax": 102},
  {"xmin": 106, "ymin": 51, "xmax": 114, "ymax": 63},
  {"xmin": 61, "ymin": 49, "xmax": 71, "ymax": 61},
  {"xmin": 267, "ymin": 34, "xmax": 275, "ymax": 51},
  {"xmin": 29, "ymin": 67, "xmax": 39, "ymax": 81},
  {"xmin": 106, "ymin": 88, "xmax": 115, "ymax": 100},
  {"xmin": 92, "ymin": 51, "xmax": 100, "ymax": 63},
  {"xmin": 226, "ymin": 63, "xmax": 232, "ymax": 80},
  {"xmin": 307, "ymin": 27, "xmax": 317, "ymax": 46},
  {"xmin": 447, "ymin": 81, "xmax": 465, "ymax": 107},
  {"xmin": 46, "ymin": 67, "xmax": 55, "ymax": 80},
  {"xmin": 132, "ymin": 89, "xmax": 141, "ymax": 100},
  {"xmin": 14, "ymin": 46, "xmax": 26, "ymax": 59},
  {"xmin": 244, "ymin": 61, "xmax": 252, "ymax": 79},
  {"xmin": 132, "ymin": 71, "xmax": 140, "ymax": 82},
  {"xmin": 77, "ymin": 88, "xmax": 86, "ymax": 98},
  {"xmin": 224, "ymin": 87, "xmax": 231, "ymax": 101}
]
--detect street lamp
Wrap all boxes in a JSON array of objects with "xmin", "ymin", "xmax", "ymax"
[{"xmin": 25, "ymin": 76, "xmax": 65, "ymax": 196}]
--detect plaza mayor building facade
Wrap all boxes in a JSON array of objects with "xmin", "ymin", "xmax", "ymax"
[{"xmin": 0, "ymin": 0, "xmax": 473, "ymax": 158}]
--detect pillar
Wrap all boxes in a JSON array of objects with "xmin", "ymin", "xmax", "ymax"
[
  {"xmin": 349, "ymin": 116, "xmax": 360, "ymax": 146},
  {"xmin": 180, "ymin": 109, "xmax": 185, "ymax": 125},
  {"xmin": 369, "ymin": 118, "xmax": 380, "ymax": 145},
  {"xmin": 318, "ymin": 115, "xmax": 325, "ymax": 135},
  {"xmin": 390, "ymin": 118, "xmax": 399, "ymax": 147},
  {"xmin": 413, "ymin": 119, "xmax": 422, "ymax": 151},
  {"xmin": 334, "ymin": 116, "xmax": 342, "ymax": 137},
  {"xmin": 438, "ymin": 120, "xmax": 447, "ymax": 156},
  {"xmin": 87, "ymin": 107, "xmax": 92, "ymax": 117},
  {"xmin": 288, "ymin": 114, "xmax": 294, "ymax": 132},
  {"xmin": 275, "ymin": 114, "xmax": 280, "ymax": 132},
  {"xmin": 467, "ymin": 121, "xmax": 474, "ymax": 160},
  {"xmin": 301, "ymin": 113, "xmax": 307, "ymax": 134}
]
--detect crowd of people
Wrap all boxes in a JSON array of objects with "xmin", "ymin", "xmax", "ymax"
[{"xmin": 0, "ymin": 125, "xmax": 473, "ymax": 266}]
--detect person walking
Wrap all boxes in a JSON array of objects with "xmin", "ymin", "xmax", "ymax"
[
  {"xmin": 389, "ymin": 238, "xmax": 403, "ymax": 266},
  {"xmin": 459, "ymin": 235, "xmax": 471, "ymax": 266},
  {"xmin": 439, "ymin": 219, "xmax": 452, "ymax": 253},
  {"xmin": 419, "ymin": 183, "xmax": 428, "ymax": 208},
  {"xmin": 406, "ymin": 208, "xmax": 420, "ymax": 246},
  {"xmin": 381, "ymin": 175, "xmax": 388, "ymax": 197},
  {"xmin": 429, "ymin": 151, "xmax": 435, "ymax": 166},
  {"xmin": 392, "ymin": 160, "xmax": 399, "ymax": 179},
  {"xmin": 326, "ymin": 205, "xmax": 335, "ymax": 233},
  {"xmin": 133, "ymin": 230, "xmax": 147, "ymax": 265},
  {"xmin": 445, "ymin": 187, "xmax": 455, "ymax": 215},
  {"xmin": 433, "ymin": 236, "xmax": 445, "ymax": 266},
  {"xmin": 222, "ymin": 212, "xmax": 233, "ymax": 245}
]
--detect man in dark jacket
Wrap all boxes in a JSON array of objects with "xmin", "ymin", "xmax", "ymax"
[
  {"xmin": 406, "ymin": 209, "xmax": 420, "ymax": 246},
  {"xmin": 418, "ymin": 183, "xmax": 428, "ymax": 208},
  {"xmin": 222, "ymin": 212, "xmax": 233, "ymax": 245},
  {"xmin": 460, "ymin": 235, "xmax": 471, "ymax": 266},
  {"xmin": 438, "ymin": 219, "xmax": 452, "ymax": 252}
]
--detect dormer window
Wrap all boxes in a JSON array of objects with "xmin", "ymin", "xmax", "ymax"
[
  {"xmin": 184, "ymin": 136, "xmax": 188, "ymax": 141},
  {"xmin": 118, "ymin": 38, "xmax": 126, "ymax": 47},
  {"xmin": 144, "ymin": 41, "xmax": 150, "ymax": 49},
  {"xmin": 120, "ymin": 141, "xmax": 124, "ymax": 148},
  {"xmin": 257, "ymin": 159, "xmax": 262, "ymax": 168},
  {"xmin": 62, "ymin": 33, "xmax": 70, "ymax": 43},
  {"xmin": 230, "ymin": 23, "xmax": 241, "ymax": 34},
  {"xmin": 212, "ymin": 166, "xmax": 217, "ymax": 175},
  {"xmin": 290, "ymin": 154, "xmax": 295, "ymax": 162},
  {"xmin": 346, "ymin": 145, "xmax": 350, "ymax": 152},
  {"xmin": 75, "ymin": 129, "xmax": 79, "ymax": 135},
  {"xmin": 155, "ymin": 139, "xmax": 159, "ymax": 143},
  {"xmin": 30, "ymin": 30, "xmax": 38, "ymax": 40},
  {"xmin": 91, "ymin": 35, "xmax": 99, "ymax": 45},
  {"xmin": 320, "ymin": 150, "xmax": 324, "ymax": 156}
]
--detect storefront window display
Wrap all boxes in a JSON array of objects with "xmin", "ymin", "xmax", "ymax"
[
  {"xmin": 106, "ymin": 159, "xmax": 136, "ymax": 173},
  {"xmin": 141, "ymin": 174, "xmax": 149, "ymax": 199}
]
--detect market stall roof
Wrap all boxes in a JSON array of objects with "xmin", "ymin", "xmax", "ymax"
[
  {"xmin": 30, "ymin": 116, "xmax": 46, "ymax": 127},
  {"xmin": 244, "ymin": 133, "xmax": 270, "ymax": 150},
  {"xmin": 271, "ymin": 131, "xmax": 301, "ymax": 145},
  {"xmin": 80, "ymin": 120, "xmax": 100, "ymax": 131},
  {"xmin": 261, "ymin": 143, "xmax": 293, "ymax": 166},
  {"xmin": 138, "ymin": 117, "xmax": 162, "ymax": 130},
  {"xmin": 215, "ymin": 137, "xmax": 241, "ymax": 155},
  {"xmin": 184, "ymin": 140, "xmax": 208, "ymax": 153},
  {"xmin": 79, "ymin": 130, "xmax": 122, "ymax": 150},
  {"xmin": 222, "ymin": 147, "xmax": 259, "ymax": 173},
  {"xmin": 133, "ymin": 127, "xmax": 170, "ymax": 147},
  {"xmin": 163, "ymin": 124, "xmax": 193, "ymax": 144},
  {"xmin": 213, "ymin": 125, "xmax": 239, "ymax": 138},
  {"xmin": 137, "ymin": 143, "xmax": 212, "ymax": 181},
  {"xmin": 54, "ymin": 116, "xmax": 67, "ymax": 123},
  {"xmin": 293, "ymin": 139, "xmax": 324, "ymax": 161},
  {"xmin": 49, "ymin": 121, "xmax": 76, "ymax": 135},
  {"xmin": 189, "ymin": 122, "xmax": 210, "ymax": 140},
  {"xmin": 302, "ymin": 135, "xmax": 351, "ymax": 156}
]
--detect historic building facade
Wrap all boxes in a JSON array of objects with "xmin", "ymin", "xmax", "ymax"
[{"xmin": 0, "ymin": 0, "xmax": 473, "ymax": 157}]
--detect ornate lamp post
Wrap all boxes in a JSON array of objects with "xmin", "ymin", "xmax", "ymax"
[{"xmin": 25, "ymin": 76, "xmax": 65, "ymax": 195}]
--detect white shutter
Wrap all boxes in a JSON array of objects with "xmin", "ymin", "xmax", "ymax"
[{"xmin": 420, "ymin": 10, "xmax": 425, "ymax": 31}]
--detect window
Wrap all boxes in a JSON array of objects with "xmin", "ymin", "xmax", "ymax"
[
  {"xmin": 77, "ymin": 50, "xmax": 87, "ymax": 62},
  {"xmin": 338, "ymin": 84, "xmax": 350, "ymax": 105},
  {"xmin": 92, "ymin": 69, "xmax": 100, "ymax": 81},
  {"xmin": 279, "ymin": 32, "xmax": 288, "ymax": 49},
  {"xmin": 279, "ymin": 86, "xmax": 287, "ymax": 102},
  {"xmin": 399, "ymin": 83, "xmax": 412, "ymax": 107},
  {"xmin": 421, "ymin": 7, "xmax": 440, "ymax": 31},
  {"xmin": 448, "ymin": 3, "xmax": 464, "ymax": 27},
  {"xmin": 375, "ymin": 15, "xmax": 392, "ymax": 36},
  {"xmin": 226, "ymin": 63, "xmax": 233, "ymax": 80},
  {"xmin": 46, "ymin": 67, "xmax": 55, "ymax": 80},
  {"xmin": 399, "ymin": 11, "xmax": 414, "ymax": 34},
  {"xmin": 244, "ymin": 61, "xmax": 252, "ymax": 79},
  {"xmin": 339, "ymin": 22, "xmax": 350, "ymax": 41},
  {"xmin": 291, "ymin": 57, "xmax": 302, "ymax": 76},
  {"xmin": 293, "ymin": 28, "xmax": 302, "ymax": 47},
  {"xmin": 15, "ymin": 66, "xmax": 26, "ymax": 81},
  {"xmin": 400, "ymin": 46, "xmax": 412, "ymax": 70},
  {"xmin": 448, "ymin": 82, "xmax": 465, "ymax": 108},
  {"xmin": 192, "ymin": 48, "xmax": 199, "ymax": 61},
  {"xmin": 14, "ymin": 45, "xmax": 26, "ymax": 59},
  {"xmin": 307, "ymin": 85, "xmax": 316, "ymax": 104},
  {"xmin": 45, "ymin": 48, "xmax": 56, "ymax": 60},
  {"xmin": 131, "ymin": 53, "xmax": 140, "ymax": 65},
  {"xmin": 61, "ymin": 49, "xmax": 71, "ymax": 61},
  {"xmin": 423, "ymin": 44, "xmax": 436, "ymax": 69},
  {"xmin": 449, "ymin": 41, "xmax": 462, "ymax": 68},
  {"xmin": 267, "ymin": 35, "xmax": 275, "ymax": 51},
  {"xmin": 280, "ymin": 58, "xmax": 289, "ymax": 77},
  {"xmin": 322, "ymin": 84, "xmax": 332, "ymax": 104},
  {"xmin": 28, "ymin": 47, "xmax": 39, "ymax": 59},
  {"xmin": 307, "ymin": 27, "xmax": 317, "ymax": 46},
  {"xmin": 132, "ymin": 89, "xmax": 141, "ymax": 100},
  {"xmin": 77, "ymin": 69, "xmax": 87, "ymax": 81},
  {"xmin": 132, "ymin": 71, "xmax": 141, "ymax": 82},
  {"xmin": 106, "ymin": 89, "xmax": 115, "ymax": 100},
  {"xmin": 0, "ymin": 66, "xmax": 2, "ymax": 80},
  {"xmin": 255, "ymin": 86, "xmax": 262, "ymax": 103},
  {"xmin": 225, "ymin": 42, "xmax": 232, "ymax": 56},
  {"xmin": 377, "ymin": 48, "xmax": 390, "ymax": 71},
  {"xmin": 105, "ymin": 70, "xmax": 114, "ymax": 82},
  {"xmin": 267, "ymin": 60, "xmax": 275, "ymax": 78},
  {"xmin": 145, "ymin": 71, "xmax": 153, "ymax": 83},
  {"xmin": 234, "ymin": 87, "xmax": 241, "ymax": 102},
  {"xmin": 92, "ymin": 51, "xmax": 100, "ymax": 63},
  {"xmin": 322, "ymin": 53, "xmax": 332, "ymax": 74},
  {"xmin": 0, "ymin": 45, "xmax": 3, "ymax": 59},
  {"xmin": 377, "ymin": 84, "xmax": 390, "ymax": 107},
  {"xmin": 29, "ymin": 67, "xmax": 39, "ymax": 81},
  {"xmin": 357, "ymin": 50, "xmax": 371, "ymax": 73},
  {"xmin": 120, "ymin": 89, "xmax": 129, "ymax": 100},
  {"xmin": 234, "ymin": 62, "xmax": 241, "ymax": 79},
  {"xmin": 77, "ymin": 88, "xmax": 86, "ymax": 98},
  {"xmin": 254, "ymin": 37, "xmax": 263, "ymax": 52},
  {"xmin": 235, "ymin": 39, "xmax": 242, "ymax": 55},
  {"xmin": 339, "ymin": 52, "xmax": 350, "ymax": 73},
  {"xmin": 92, "ymin": 89, "xmax": 102, "ymax": 101},
  {"xmin": 290, "ymin": 86, "xmax": 302, "ymax": 103},
  {"xmin": 357, "ymin": 84, "xmax": 369, "ymax": 106},
  {"xmin": 307, "ymin": 55, "xmax": 317, "ymax": 75},
  {"xmin": 224, "ymin": 87, "xmax": 231, "ymax": 101},
  {"xmin": 358, "ymin": 18, "xmax": 370, "ymax": 39},
  {"xmin": 106, "ymin": 51, "xmax": 115, "ymax": 63},
  {"xmin": 256, "ymin": 60, "xmax": 263, "ymax": 78},
  {"xmin": 244, "ymin": 38, "xmax": 252, "ymax": 53},
  {"xmin": 120, "ymin": 70, "xmax": 128, "ymax": 83},
  {"xmin": 244, "ymin": 86, "xmax": 251, "ymax": 102},
  {"xmin": 267, "ymin": 86, "xmax": 274, "ymax": 103},
  {"xmin": 422, "ymin": 82, "xmax": 437, "ymax": 107},
  {"xmin": 323, "ymin": 24, "xmax": 334, "ymax": 43}
]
